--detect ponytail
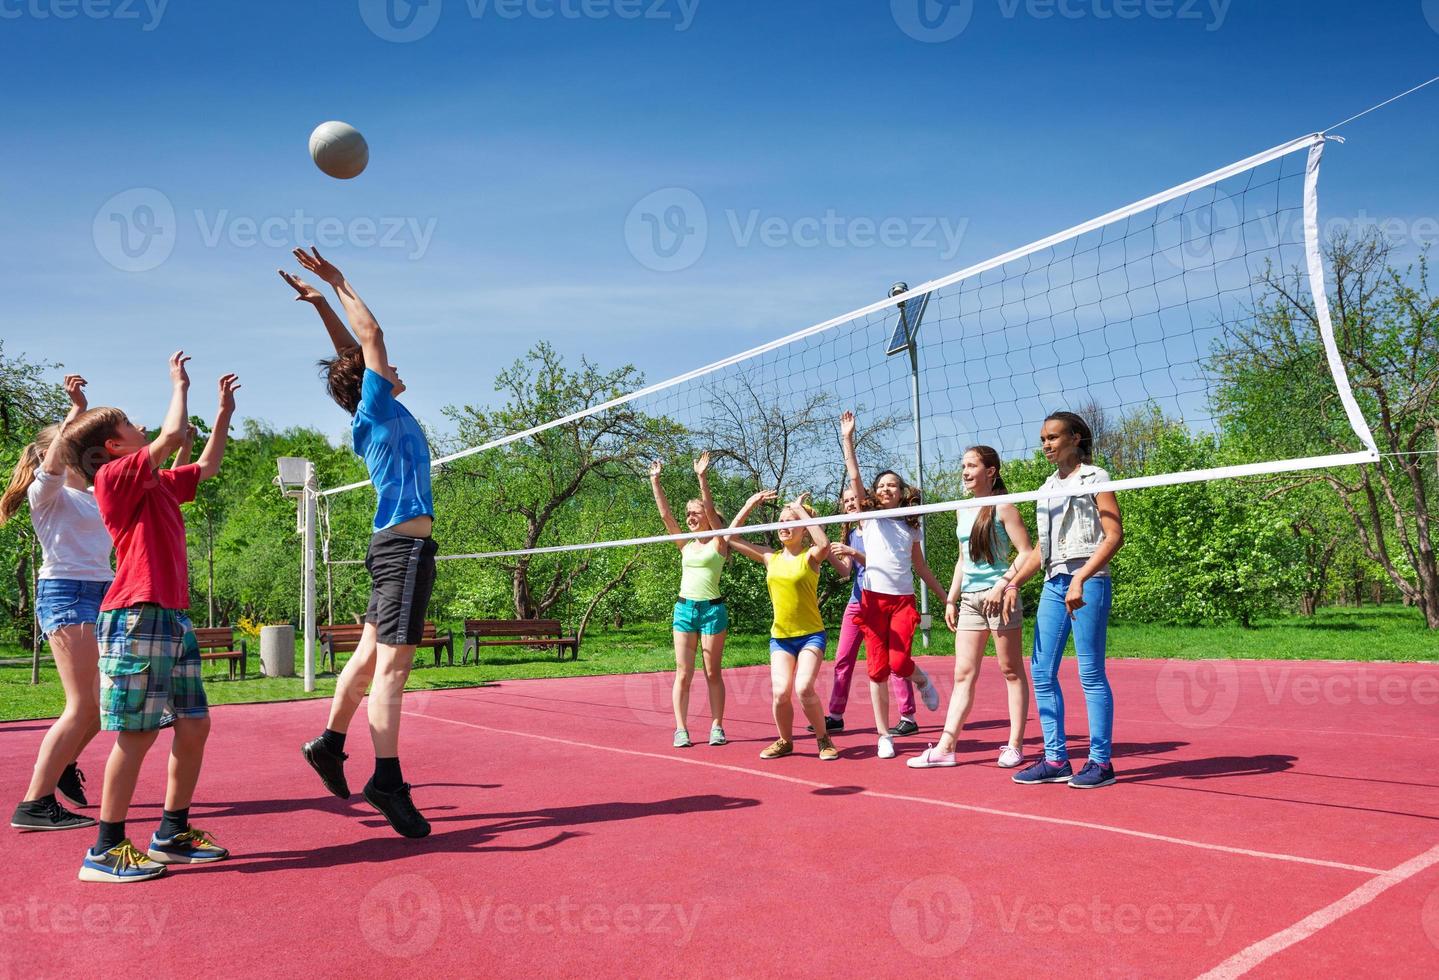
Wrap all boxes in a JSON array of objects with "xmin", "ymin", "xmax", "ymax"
[
  {"xmin": 0, "ymin": 425, "xmax": 59, "ymax": 526},
  {"xmin": 966, "ymin": 446, "xmax": 1008, "ymax": 566}
]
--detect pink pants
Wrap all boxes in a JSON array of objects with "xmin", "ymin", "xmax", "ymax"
[{"xmin": 827, "ymin": 601, "xmax": 916, "ymax": 717}]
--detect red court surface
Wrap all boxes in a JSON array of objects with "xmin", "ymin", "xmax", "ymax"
[{"xmin": 4, "ymin": 656, "xmax": 1438, "ymax": 978}]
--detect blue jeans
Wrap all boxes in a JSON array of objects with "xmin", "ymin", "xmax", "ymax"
[{"xmin": 1031, "ymin": 574, "xmax": 1114, "ymax": 765}]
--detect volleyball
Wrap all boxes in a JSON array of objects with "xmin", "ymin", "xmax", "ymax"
[{"xmin": 308, "ymin": 121, "xmax": 369, "ymax": 180}]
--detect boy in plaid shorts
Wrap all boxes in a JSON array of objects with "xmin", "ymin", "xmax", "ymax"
[{"xmin": 64, "ymin": 352, "xmax": 240, "ymax": 882}]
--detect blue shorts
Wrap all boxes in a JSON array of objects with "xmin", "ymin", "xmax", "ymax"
[
  {"xmin": 36, "ymin": 578, "xmax": 111, "ymax": 637},
  {"xmin": 769, "ymin": 631, "xmax": 827, "ymax": 658},
  {"xmin": 673, "ymin": 598, "xmax": 728, "ymax": 635}
]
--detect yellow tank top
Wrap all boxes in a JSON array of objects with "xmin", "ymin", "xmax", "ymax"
[
  {"xmin": 679, "ymin": 538, "xmax": 724, "ymax": 601},
  {"xmin": 766, "ymin": 548, "xmax": 824, "ymax": 638}
]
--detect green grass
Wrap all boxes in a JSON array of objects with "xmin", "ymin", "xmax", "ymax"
[{"xmin": 1, "ymin": 605, "xmax": 1433, "ymax": 722}]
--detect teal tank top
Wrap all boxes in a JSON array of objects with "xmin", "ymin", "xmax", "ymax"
[{"xmin": 957, "ymin": 507, "xmax": 1011, "ymax": 592}]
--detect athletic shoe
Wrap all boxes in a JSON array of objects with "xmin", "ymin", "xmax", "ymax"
[
  {"xmin": 301, "ymin": 737, "xmax": 351, "ymax": 799},
  {"xmin": 363, "ymin": 780, "xmax": 431, "ymax": 839},
  {"xmin": 906, "ymin": 744, "xmax": 957, "ymax": 769},
  {"xmin": 673, "ymin": 729, "xmax": 692, "ymax": 749},
  {"xmin": 877, "ymin": 735, "xmax": 896, "ymax": 760},
  {"xmin": 806, "ymin": 715, "xmax": 844, "ymax": 734},
  {"xmin": 78, "ymin": 840, "xmax": 165, "ymax": 883},
  {"xmin": 913, "ymin": 666, "xmax": 940, "ymax": 711},
  {"xmin": 997, "ymin": 745, "xmax": 1024, "ymax": 769},
  {"xmin": 147, "ymin": 827, "xmax": 230, "ymax": 864},
  {"xmin": 759, "ymin": 738, "xmax": 793, "ymax": 760},
  {"xmin": 888, "ymin": 717, "xmax": 919, "ymax": 736},
  {"xmin": 57, "ymin": 763, "xmax": 88, "ymax": 807},
  {"xmin": 1012, "ymin": 758, "xmax": 1073, "ymax": 785},
  {"xmin": 816, "ymin": 737, "xmax": 839, "ymax": 761},
  {"xmin": 1068, "ymin": 760, "xmax": 1117, "ymax": 789},
  {"xmin": 11, "ymin": 797, "xmax": 96, "ymax": 832},
  {"xmin": 709, "ymin": 724, "xmax": 728, "ymax": 746}
]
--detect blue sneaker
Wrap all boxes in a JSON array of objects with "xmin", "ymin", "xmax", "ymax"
[
  {"xmin": 1068, "ymin": 760, "xmax": 1117, "ymax": 789},
  {"xmin": 1011, "ymin": 758, "xmax": 1073, "ymax": 785},
  {"xmin": 147, "ymin": 827, "xmax": 230, "ymax": 864},
  {"xmin": 78, "ymin": 840, "xmax": 166, "ymax": 883}
]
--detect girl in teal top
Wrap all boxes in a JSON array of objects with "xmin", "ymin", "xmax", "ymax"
[
  {"xmin": 910, "ymin": 446, "xmax": 1036, "ymax": 772},
  {"xmin": 649, "ymin": 453, "xmax": 730, "ymax": 749}
]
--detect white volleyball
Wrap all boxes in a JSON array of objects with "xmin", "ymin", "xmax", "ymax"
[{"xmin": 309, "ymin": 121, "xmax": 369, "ymax": 180}]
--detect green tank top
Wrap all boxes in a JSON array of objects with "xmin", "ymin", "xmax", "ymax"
[{"xmin": 679, "ymin": 538, "xmax": 724, "ymax": 600}]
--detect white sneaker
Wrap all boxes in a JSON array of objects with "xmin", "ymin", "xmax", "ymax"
[
  {"xmin": 877, "ymin": 735, "xmax": 896, "ymax": 760},
  {"xmin": 907, "ymin": 744, "xmax": 957, "ymax": 769},
  {"xmin": 997, "ymin": 745, "xmax": 1023, "ymax": 768},
  {"xmin": 913, "ymin": 665, "xmax": 940, "ymax": 711}
]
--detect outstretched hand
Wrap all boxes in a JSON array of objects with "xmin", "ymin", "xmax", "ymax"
[
  {"xmin": 747, "ymin": 488, "xmax": 779, "ymax": 507},
  {"xmin": 694, "ymin": 451, "xmax": 711, "ymax": 477},
  {"xmin": 840, "ymin": 410, "xmax": 856, "ymax": 439},
  {"xmin": 217, "ymin": 374, "xmax": 241, "ymax": 413},
  {"xmin": 648, "ymin": 460, "xmax": 663, "ymax": 479},
  {"xmin": 62, "ymin": 374, "xmax": 87, "ymax": 411},
  {"xmin": 277, "ymin": 269, "xmax": 325, "ymax": 305},
  {"xmin": 169, "ymin": 351, "xmax": 191, "ymax": 389},
  {"xmin": 292, "ymin": 246, "xmax": 343, "ymax": 286}
]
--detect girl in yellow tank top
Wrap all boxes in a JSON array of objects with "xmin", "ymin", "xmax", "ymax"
[{"xmin": 728, "ymin": 490, "xmax": 840, "ymax": 763}]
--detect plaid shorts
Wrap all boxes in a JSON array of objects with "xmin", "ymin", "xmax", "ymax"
[{"xmin": 96, "ymin": 606, "xmax": 209, "ymax": 732}]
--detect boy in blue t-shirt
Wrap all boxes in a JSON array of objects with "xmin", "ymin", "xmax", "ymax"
[{"xmin": 279, "ymin": 248, "xmax": 436, "ymax": 839}]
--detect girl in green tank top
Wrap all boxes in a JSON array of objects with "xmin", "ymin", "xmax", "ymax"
[{"xmin": 649, "ymin": 453, "xmax": 731, "ymax": 750}]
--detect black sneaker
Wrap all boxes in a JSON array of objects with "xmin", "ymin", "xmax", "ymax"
[
  {"xmin": 12, "ymin": 797, "xmax": 97, "ymax": 832},
  {"xmin": 888, "ymin": 717, "xmax": 920, "ymax": 737},
  {"xmin": 302, "ymin": 737, "xmax": 351, "ymax": 799},
  {"xmin": 805, "ymin": 715, "xmax": 845, "ymax": 735},
  {"xmin": 362, "ymin": 780, "xmax": 431, "ymax": 839},
  {"xmin": 57, "ymin": 763, "xmax": 88, "ymax": 808}
]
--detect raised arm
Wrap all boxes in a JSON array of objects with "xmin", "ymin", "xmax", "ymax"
[
  {"xmin": 792, "ymin": 495, "xmax": 832, "ymax": 571},
  {"xmin": 726, "ymin": 488, "xmax": 777, "ymax": 564},
  {"xmin": 840, "ymin": 410, "xmax": 865, "ymax": 512},
  {"xmin": 147, "ymin": 351, "xmax": 191, "ymax": 470},
  {"xmin": 43, "ymin": 375, "xmax": 88, "ymax": 477},
  {"xmin": 278, "ymin": 267, "xmax": 358, "ymax": 356},
  {"xmin": 292, "ymin": 247, "xmax": 390, "ymax": 376},
  {"xmin": 693, "ymin": 451, "xmax": 727, "ymax": 554},
  {"xmin": 172, "ymin": 423, "xmax": 197, "ymax": 468},
  {"xmin": 196, "ymin": 375, "xmax": 240, "ymax": 482},
  {"xmin": 648, "ymin": 461, "xmax": 685, "ymax": 551}
]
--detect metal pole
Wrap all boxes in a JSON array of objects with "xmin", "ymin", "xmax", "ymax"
[
  {"xmin": 302, "ymin": 463, "xmax": 317, "ymax": 692},
  {"xmin": 909, "ymin": 342, "xmax": 930, "ymax": 649},
  {"xmin": 30, "ymin": 537, "xmax": 40, "ymax": 685}
]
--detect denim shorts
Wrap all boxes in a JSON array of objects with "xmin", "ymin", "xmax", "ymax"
[
  {"xmin": 36, "ymin": 578, "xmax": 111, "ymax": 637},
  {"xmin": 673, "ymin": 598, "xmax": 728, "ymax": 635},
  {"xmin": 769, "ymin": 631, "xmax": 827, "ymax": 658}
]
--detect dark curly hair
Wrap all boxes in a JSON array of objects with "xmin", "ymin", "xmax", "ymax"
[{"xmin": 319, "ymin": 346, "xmax": 366, "ymax": 416}]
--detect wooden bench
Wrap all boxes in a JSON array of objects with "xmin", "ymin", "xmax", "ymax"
[
  {"xmin": 317, "ymin": 622, "xmax": 455, "ymax": 671},
  {"xmin": 461, "ymin": 619, "xmax": 579, "ymax": 664},
  {"xmin": 192, "ymin": 627, "xmax": 248, "ymax": 679}
]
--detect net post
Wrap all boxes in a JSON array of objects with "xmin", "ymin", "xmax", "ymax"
[{"xmin": 302, "ymin": 467, "xmax": 318, "ymax": 694}]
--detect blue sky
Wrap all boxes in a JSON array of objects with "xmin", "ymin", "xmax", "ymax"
[{"xmin": 2, "ymin": 0, "xmax": 1436, "ymax": 448}]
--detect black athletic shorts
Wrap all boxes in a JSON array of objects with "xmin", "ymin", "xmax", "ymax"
[{"xmin": 363, "ymin": 528, "xmax": 439, "ymax": 646}]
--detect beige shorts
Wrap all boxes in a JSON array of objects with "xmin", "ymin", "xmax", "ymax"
[{"xmin": 954, "ymin": 589, "xmax": 1023, "ymax": 632}]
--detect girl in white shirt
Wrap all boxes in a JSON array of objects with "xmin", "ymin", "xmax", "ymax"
[{"xmin": 832, "ymin": 411, "xmax": 948, "ymax": 760}]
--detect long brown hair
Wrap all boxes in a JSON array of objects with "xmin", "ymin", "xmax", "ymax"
[
  {"xmin": 871, "ymin": 469, "xmax": 922, "ymax": 528},
  {"xmin": 64, "ymin": 407, "xmax": 129, "ymax": 482},
  {"xmin": 0, "ymin": 425, "xmax": 60, "ymax": 526},
  {"xmin": 966, "ymin": 445, "xmax": 1008, "ymax": 566}
]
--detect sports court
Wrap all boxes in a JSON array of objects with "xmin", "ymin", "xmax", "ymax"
[{"xmin": 5, "ymin": 655, "xmax": 1436, "ymax": 977}]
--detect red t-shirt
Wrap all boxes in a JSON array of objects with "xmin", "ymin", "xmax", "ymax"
[{"xmin": 94, "ymin": 449, "xmax": 200, "ymax": 611}]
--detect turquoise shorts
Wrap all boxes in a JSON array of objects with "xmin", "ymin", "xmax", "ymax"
[
  {"xmin": 769, "ymin": 631, "xmax": 827, "ymax": 658},
  {"xmin": 673, "ymin": 598, "xmax": 728, "ymax": 635}
]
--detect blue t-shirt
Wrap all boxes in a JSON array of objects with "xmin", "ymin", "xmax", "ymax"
[
  {"xmin": 846, "ymin": 528, "xmax": 866, "ymax": 604},
  {"xmin": 352, "ymin": 369, "xmax": 433, "ymax": 532}
]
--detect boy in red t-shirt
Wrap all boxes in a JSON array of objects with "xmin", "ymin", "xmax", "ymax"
[{"xmin": 64, "ymin": 352, "xmax": 240, "ymax": 883}]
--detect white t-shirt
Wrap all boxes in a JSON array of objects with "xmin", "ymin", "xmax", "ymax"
[
  {"xmin": 28, "ymin": 467, "xmax": 113, "ymax": 581},
  {"xmin": 859, "ymin": 518, "xmax": 915, "ymax": 596}
]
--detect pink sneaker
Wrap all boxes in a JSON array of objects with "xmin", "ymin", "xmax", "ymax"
[
  {"xmin": 997, "ymin": 745, "xmax": 1024, "ymax": 768},
  {"xmin": 906, "ymin": 744, "xmax": 957, "ymax": 769}
]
